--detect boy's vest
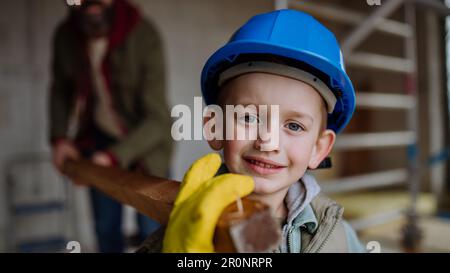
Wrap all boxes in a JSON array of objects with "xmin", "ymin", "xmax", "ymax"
[{"xmin": 300, "ymin": 194, "xmax": 348, "ymax": 253}]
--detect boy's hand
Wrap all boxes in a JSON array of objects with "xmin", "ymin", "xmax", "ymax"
[{"xmin": 162, "ymin": 153, "xmax": 254, "ymax": 253}]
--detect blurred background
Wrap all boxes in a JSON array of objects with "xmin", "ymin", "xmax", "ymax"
[{"xmin": 0, "ymin": 0, "xmax": 449, "ymax": 253}]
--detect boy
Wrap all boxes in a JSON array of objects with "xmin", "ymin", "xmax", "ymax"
[{"xmin": 138, "ymin": 9, "xmax": 365, "ymax": 253}]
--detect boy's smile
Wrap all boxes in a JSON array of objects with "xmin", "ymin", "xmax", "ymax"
[
  {"xmin": 242, "ymin": 155, "xmax": 287, "ymax": 175},
  {"xmin": 208, "ymin": 72, "xmax": 336, "ymax": 213}
]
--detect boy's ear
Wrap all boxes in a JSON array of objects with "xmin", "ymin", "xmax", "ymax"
[
  {"xmin": 203, "ymin": 115, "xmax": 224, "ymax": 151},
  {"xmin": 308, "ymin": 129, "xmax": 336, "ymax": 169}
]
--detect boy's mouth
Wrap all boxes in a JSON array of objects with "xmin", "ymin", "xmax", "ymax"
[{"xmin": 242, "ymin": 156, "xmax": 286, "ymax": 175}]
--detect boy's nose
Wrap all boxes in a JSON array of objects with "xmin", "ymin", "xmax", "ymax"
[{"xmin": 254, "ymin": 133, "xmax": 280, "ymax": 152}]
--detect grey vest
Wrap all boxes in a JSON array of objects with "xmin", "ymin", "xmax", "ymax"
[{"xmin": 301, "ymin": 194, "xmax": 348, "ymax": 253}]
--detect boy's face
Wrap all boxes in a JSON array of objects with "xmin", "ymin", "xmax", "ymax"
[{"xmin": 208, "ymin": 72, "xmax": 335, "ymax": 197}]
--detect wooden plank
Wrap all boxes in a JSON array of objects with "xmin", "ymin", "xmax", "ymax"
[
  {"xmin": 347, "ymin": 52, "xmax": 414, "ymax": 73},
  {"xmin": 334, "ymin": 131, "xmax": 415, "ymax": 150},
  {"xmin": 321, "ymin": 168, "xmax": 408, "ymax": 193},
  {"xmin": 63, "ymin": 160, "xmax": 179, "ymax": 225},
  {"xmin": 356, "ymin": 92, "xmax": 416, "ymax": 110},
  {"xmin": 290, "ymin": 1, "xmax": 412, "ymax": 38},
  {"xmin": 62, "ymin": 160, "xmax": 281, "ymax": 252}
]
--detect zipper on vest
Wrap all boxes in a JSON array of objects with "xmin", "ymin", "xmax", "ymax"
[
  {"xmin": 316, "ymin": 217, "xmax": 340, "ymax": 253},
  {"xmin": 287, "ymin": 228, "xmax": 293, "ymax": 253}
]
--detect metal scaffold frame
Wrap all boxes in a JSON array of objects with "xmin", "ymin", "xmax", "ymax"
[{"xmin": 275, "ymin": 0, "xmax": 450, "ymax": 251}]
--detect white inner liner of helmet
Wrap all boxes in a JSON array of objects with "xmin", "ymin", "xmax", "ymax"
[{"xmin": 218, "ymin": 61, "xmax": 337, "ymax": 113}]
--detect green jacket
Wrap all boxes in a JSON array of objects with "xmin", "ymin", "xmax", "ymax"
[{"xmin": 49, "ymin": 0, "xmax": 172, "ymax": 177}]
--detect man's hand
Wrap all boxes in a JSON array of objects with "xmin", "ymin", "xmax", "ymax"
[
  {"xmin": 52, "ymin": 139, "xmax": 87, "ymax": 186},
  {"xmin": 52, "ymin": 139, "xmax": 80, "ymax": 172},
  {"xmin": 162, "ymin": 153, "xmax": 254, "ymax": 253},
  {"xmin": 92, "ymin": 152, "xmax": 113, "ymax": 167}
]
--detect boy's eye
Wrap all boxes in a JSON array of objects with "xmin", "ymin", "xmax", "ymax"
[
  {"xmin": 239, "ymin": 114, "xmax": 259, "ymax": 124},
  {"xmin": 286, "ymin": 122, "xmax": 303, "ymax": 132}
]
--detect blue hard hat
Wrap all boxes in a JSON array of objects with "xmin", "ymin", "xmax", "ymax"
[{"xmin": 201, "ymin": 9, "xmax": 355, "ymax": 133}]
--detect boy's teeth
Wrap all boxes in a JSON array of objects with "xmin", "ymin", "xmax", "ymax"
[{"xmin": 249, "ymin": 159, "xmax": 277, "ymax": 169}]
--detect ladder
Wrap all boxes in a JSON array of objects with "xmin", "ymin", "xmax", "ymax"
[{"xmin": 4, "ymin": 153, "xmax": 76, "ymax": 252}]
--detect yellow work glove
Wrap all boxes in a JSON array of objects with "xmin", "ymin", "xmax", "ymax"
[{"xmin": 162, "ymin": 153, "xmax": 254, "ymax": 253}]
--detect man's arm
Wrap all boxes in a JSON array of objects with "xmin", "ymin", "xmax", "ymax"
[
  {"xmin": 49, "ymin": 24, "xmax": 74, "ymax": 144},
  {"xmin": 109, "ymin": 21, "xmax": 172, "ymax": 169},
  {"xmin": 48, "ymin": 24, "xmax": 84, "ymax": 178}
]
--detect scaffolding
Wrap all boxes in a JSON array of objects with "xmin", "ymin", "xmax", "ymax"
[{"xmin": 275, "ymin": 0, "xmax": 450, "ymax": 251}]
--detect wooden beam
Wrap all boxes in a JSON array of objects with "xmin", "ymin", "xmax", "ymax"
[
  {"xmin": 62, "ymin": 160, "xmax": 281, "ymax": 252},
  {"xmin": 63, "ymin": 160, "xmax": 179, "ymax": 225},
  {"xmin": 290, "ymin": 1, "xmax": 413, "ymax": 38}
]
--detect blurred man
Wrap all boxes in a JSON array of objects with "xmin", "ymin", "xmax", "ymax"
[{"xmin": 49, "ymin": 0, "xmax": 173, "ymax": 252}]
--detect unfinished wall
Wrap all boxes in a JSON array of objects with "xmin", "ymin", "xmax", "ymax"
[
  {"xmin": 133, "ymin": 0, "xmax": 273, "ymax": 181},
  {"xmin": 0, "ymin": 0, "xmax": 273, "ymax": 252}
]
